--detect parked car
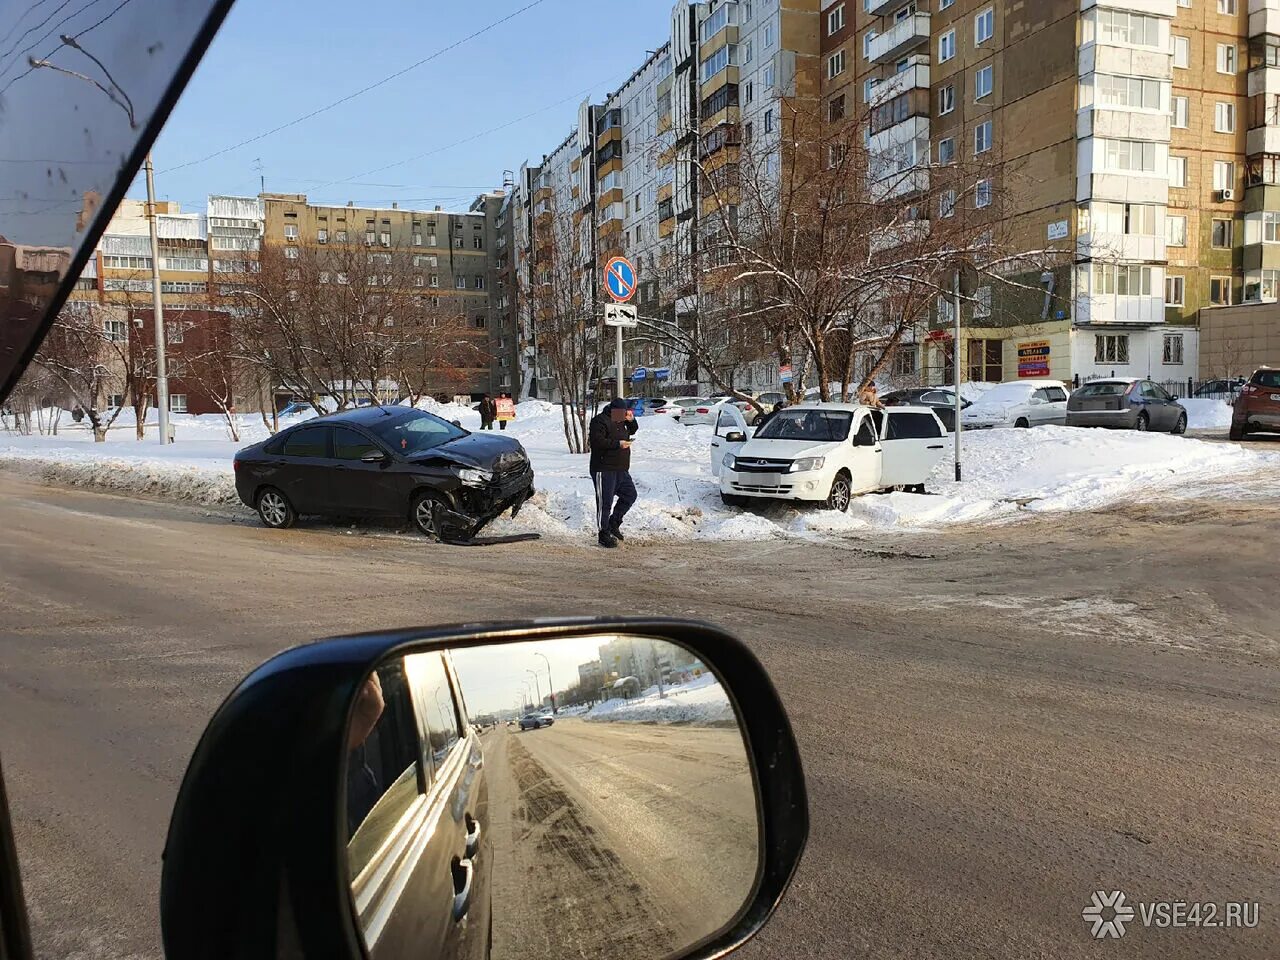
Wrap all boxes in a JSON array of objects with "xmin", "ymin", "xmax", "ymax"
[
  {"xmin": 627, "ymin": 396, "xmax": 675, "ymax": 417},
  {"xmin": 668, "ymin": 397, "xmax": 709, "ymax": 421},
  {"xmin": 713, "ymin": 403, "xmax": 949, "ymax": 510},
  {"xmin": 1195, "ymin": 377, "xmax": 1246, "ymax": 400},
  {"xmin": 233, "ymin": 406, "xmax": 535, "ymax": 540},
  {"xmin": 1229, "ymin": 366, "xmax": 1280, "ymax": 440},
  {"xmin": 1066, "ymin": 378, "xmax": 1188, "ymax": 434},
  {"xmin": 961, "ymin": 380, "xmax": 1069, "ymax": 429},
  {"xmin": 518, "ymin": 713, "xmax": 549, "ymax": 731},
  {"xmin": 882, "ymin": 388, "xmax": 971, "ymax": 432},
  {"xmin": 682, "ymin": 398, "xmax": 731, "ymax": 425}
]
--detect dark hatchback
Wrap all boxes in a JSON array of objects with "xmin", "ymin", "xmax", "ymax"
[
  {"xmin": 233, "ymin": 407, "xmax": 535, "ymax": 540},
  {"xmin": 881, "ymin": 388, "xmax": 971, "ymax": 431}
]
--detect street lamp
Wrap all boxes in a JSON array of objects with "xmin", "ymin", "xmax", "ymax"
[
  {"xmin": 534, "ymin": 651, "xmax": 556, "ymax": 714},
  {"xmin": 526, "ymin": 669, "xmax": 543, "ymax": 710}
]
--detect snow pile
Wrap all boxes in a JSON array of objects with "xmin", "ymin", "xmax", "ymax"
[
  {"xmin": 1181, "ymin": 398, "xmax": 1233, "ymax": 430},
  {"xmin": 3, "ymin": 401, "xmax": 1277, "ymax": 536},
  {"xmin": 583, "ymin": 673, "xmax": 735, "ymax": 727}
]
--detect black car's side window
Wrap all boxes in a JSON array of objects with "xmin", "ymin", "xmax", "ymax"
[
  {"xmin": 333, "ymin": 427, "xmax": 381, "ymax": 461},
  {"xmin": 282, "ymin": 426, "xmax": 329, "ymax": 458},
  {"xmin": 408, "ymin": 653, "xmax": 463, "ymax": 776},
  {"xmin": 346, "ymin": 659, "xmax": 425, "ymax": 879}
]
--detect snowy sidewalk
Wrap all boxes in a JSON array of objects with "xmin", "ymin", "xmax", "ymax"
[{"xmin": 2, "ymin": 399, "xmax": 1276, "ymax": 542}]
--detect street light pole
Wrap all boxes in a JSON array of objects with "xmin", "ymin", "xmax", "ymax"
[
  {"xmin": 145, "ymin": 154, "xmax": 170, "ymax": 445},
  {"xmin": 526, "ymin": 669, "xmax": 542, "ymax": 709},
  {"xmin": 535, "ymin": 652, "xmax": 555, "ymax": 714}
]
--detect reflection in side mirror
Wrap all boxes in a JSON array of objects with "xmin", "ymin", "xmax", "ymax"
[
  {"xmin": 725, "ymin": 431, "xmax": 747, "ymax": 444},
  {"xmin": 362, "ymin": 451, "xmax": 388, "ymax": 463},
  {"xmin": 347, "ymin": 635, "xmax": 760, "ymax": 960},
  {"xmin": 160, "ymin": 619, "xmax": 806, "ymax": 960}
]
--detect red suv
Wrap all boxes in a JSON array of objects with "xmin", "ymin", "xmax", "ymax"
[{"xmin": 1229, "ymin": 366, "xmax": 1280, "ymax": 439}]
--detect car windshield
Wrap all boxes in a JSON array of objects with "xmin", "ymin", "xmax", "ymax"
[
  {"xmin": 975, "ymin": 384, "xmax": 1036, "ymax": 405},
  {"xmin": 1252, "ymin": 369, "xmax": 1280, "ymax": 388},
  {"xmin": 1074, "ymin": 382, "xmax": 1130, "ymax": 398},
  {"xmin": 366, "ymin": 410, "xmax": 466, "ymax": 456},
  {"xmin": 755, "ymin": 409, "xmax": 853, "ymax": 441}
]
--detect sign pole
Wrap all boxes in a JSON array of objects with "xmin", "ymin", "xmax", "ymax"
[
  {"xmin": 616, "ymin": 322, "xmax": 625, "ymax": 399},
  {"xmin": 603, "ymin": 256, "xmax": 638, "ymax": 399},
  {"xmin": 953, "ymin": 271, "xmax": 963, "ymax": 483}
]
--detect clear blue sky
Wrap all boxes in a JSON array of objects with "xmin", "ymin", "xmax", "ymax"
[{"xmin": 138, "ymin": 0, "xmax": 676, "ymax": 213}]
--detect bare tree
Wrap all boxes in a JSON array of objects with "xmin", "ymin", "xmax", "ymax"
[{"xmin": 34, "ymin": 301, "xmax": 128, "ymax": 441}]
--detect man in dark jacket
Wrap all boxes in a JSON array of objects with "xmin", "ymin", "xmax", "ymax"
[
  {"xmin": 478, "ymin": 394, "xmax": 497, "ymax": 430},
  {"xmin": 588, "ymin": 398, "xmax": 639, "ymax": 548}
]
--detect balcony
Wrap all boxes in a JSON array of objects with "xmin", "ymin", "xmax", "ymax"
[
  {"xmin": 1077, "ymin": 108, "xmax": 1170, "ymax": 143},
  {"xmin": 867, "ymin": 13, "xmax": 930, "ymax": 64},
  {"xmin": 1248, "ymin": 125, "xmax": 1280, "ymax": 155},
  {"xmin": 1250, "ymin": 0, "xmax": 1280, "ymax": 37},
  {"xmin": 1080, "ymin": 0, "xmax": 1175, "ymax": 15},
  {"xmin": 1078, "ymin": 45, "xmax": 1172, "ymax": 82},
  {"xmin": 869, "ymin": 219, "xmax": 932, "ymax": 255},
  {"xmin": 1076, "ymin": 231, "xmax": 1167, "ymax": 263},
  {"xmin": 1249, "ymin": 65, "xmax": 1280, "ymax": 97},
  {"xmin": 868, "ymin": 115, "xmax": 930, "ymax": 161},
  {"xmin": 868, "ymin": 62, "xmax": 930, "ymax": 107},
  {"xmin": 1076, "ymin": 293, "xmax": 1167, "ymax": 325},
  {"xmin": 866, "ymin": 0, "xmax": 915, "ymax": 15}
]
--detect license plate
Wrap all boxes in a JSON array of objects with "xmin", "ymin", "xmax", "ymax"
[{"xmin": 1271, "ymin": 394, "xmax": 1280, "ymax": 401}]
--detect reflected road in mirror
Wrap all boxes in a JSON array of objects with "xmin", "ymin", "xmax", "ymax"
[{"xmin": 346, "ymin": 635, "xmax": 760, "ymax": 960}]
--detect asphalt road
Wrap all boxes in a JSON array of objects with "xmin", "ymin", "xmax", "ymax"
[
  {"xmin": 1, "ymin": 472, "xmax": 1278, "ymax": 959},
  {"xmin": 483, "ymin": 720, "xmax": 757, "ymax": 960}
]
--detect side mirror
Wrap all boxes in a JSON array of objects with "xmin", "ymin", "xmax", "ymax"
[
  {"xmin": 361, "ymin": 450, "xmax": 388, "ymax": 464},
  {"xmin": 725, "ymin": 431, "xmax": 747, "ymax": 444},
  {"xmin": 852, "ymin": 432, "xmax": 875, "ymax": 447},
  {"xmin": 160, "ymin": 619, "xmax": 807, "ymax": 960},
  {"xmin": 1027, "ymin": 397, "xmax": 1044, "ymax": 406},
  {"xmin": 451, "ymin": 419, "xmax": 463, "ymax": 427}
]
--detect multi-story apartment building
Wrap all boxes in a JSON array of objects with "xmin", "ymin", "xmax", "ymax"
[{"xmin": 517, "ymin": 0, "xmax": 1278, "ymax": 393}]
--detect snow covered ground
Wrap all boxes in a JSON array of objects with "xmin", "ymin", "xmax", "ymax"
[
  {"xmin": 2, "ymin": 397, "xmax": 1276, "ymax": 542},
  {"xmin": 583, "ymin": 673, "xmax": 735, "ymax": 726}
]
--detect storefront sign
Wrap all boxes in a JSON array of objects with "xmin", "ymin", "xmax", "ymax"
[
  {"xmin": 780, "ymin": 364, "xmax": 793, "ymax": 384},
  {"xmin": 1017, "ymin": 340, "xmax": 1052, "ymax": 378}
]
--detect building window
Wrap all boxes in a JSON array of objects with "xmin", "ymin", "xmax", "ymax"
[
  {"xmin": 380, "ymin": 232, "xmax": 391, "ymax": 247},
  {"xmin": 284, "ymin": 246, "xmax": 299, "ymax": 259},
  {"xmin": 316, "ymin": 228, "xmax": 328, "ymax": 244},
  {"xmin": 975, "ymin": 65, "xmax": 993, "ymax": 100},
  {"xmin": 455, "ymin": 276, "xmax": 467, "ymax": 289},
  {"xmin": 430, "ymin": 275, "xmax": 439, "ymax": 287},
  {"xmin": 1097, "ymin": 10, "xmax": 1162, "ymax": 48},
  {"xmin": 1165, "ymin": 275, "xmax": 1185, "ymax": 306},
  {"xmin": 1163, "ymin": 333, "xmax": 1184, "ymax": 364},
  {"xmin": 1093, "ymin": 264, "xmax": 1153, "ymax": 295},
  {"xmin": 474, "ymin": 276, "xmax": 485, "ymax": 290},
  {"xmin": 103, "ymin": 318, "xmax": 127, "ymax": 342},
  {"xmin": 938, "ymin": 137, "xmax": 956, "ymax": 164},
  {"xmin": 975, "ymin": 179, "xmax": 993, "ymax": 208},
  {"xmin": 940, "ymin": 0, "xmax": 954, "ymax": 7},
  {"xmin": 974, "ymin": 120, "xmax": 992, "ymax": 154},
  {"xmin": 1210, "ymin": 276, "xmax": 1233, "ymax": 304},
  {"xmin": 1095, "ymin": 334, "xmax": 1130, "ymax": 364},
  {"xmin": 1103, "ymin": 138, "xmax": 1158, "ymax": 172},
  {"xmin": 764, "ymin": 108, "xmax": 774, "ymax": 133},
  {"xmin": 940, "ymin": 189, "xmax": 957, "ymax": 218},
  {"xmin": 967, "ymin": 338, "xmax": 1003, "ymax": 381},
  {"xmin": 165, "ymin": 321, "xmax": 184, "ymax": 344},
  {"xmin": 1211, "ymin": 218, "xmax": 1234, "ymax": 247},
  {"xmin": 169, "ymin": 394, "xmax": 188, "ymax": 413},
  {"xmin": 975, "ymin": 7, "xmax": 994, "ymax": 45},
  {"xmin": 473, "ymin": 236, "xmax": 484, "ymax": 250},
  {"xmin": 1217, "ymin": 43, "xmax": 1237, "ymax": 74},
  {"xmin": 1167, "ymin": 215, "xmax": 1187, "ymax": 246},
  {"xmin": 828, "ymin": 3, "xmax": 845, "ymax": 34},
  {"xmin": 764, "ymin": 22, "xmax": 775, "ymax": 47},
  {"xmin": 474, "ymin": 315, "xmax": 487, "ymax": 329},
  {"xmin": 413, "ymin": 232, "xmax": 423, "ymax": 246},
  {"xmin": 1218, "ymin": 0, "xmax": 1237, "ymax": 11},
  {"xmin": 1169, "ymin": 155, "xmax": 1188, "ymax": 187},
  {"xmin": 744, "ymin": 39, "xmax": 753, "ymax": 63},
  {"xmin": 1173, "ymin": 36, "xmax": 1190, "ymax": 69},
  {"xmin": 1215, "ymin": 101, "xmax": 1236, "ymax": 133},
  {"xmin": 364, "ymin": 231, "xmax": 375, "ymax": 245},
  {"xmin": 1098, "ymin": 74, "xmax": 1163, "ymax": 110},
  {"xmin": 1264, "ymin": 211, "xmax": 1280, "ymax": 242},
  {"xmin": 745, "ymin": 80, "xmax": 755, "ymax": 104},
  {"xmin": 106, "ymin": 394, "xmax": 124, "ymax": 408},
  {"xmin": 1259, "ymin": 268, "xmax": 1280, "ymax": 299},
  {"xmin": 863, "ymin": 30, "xmax": 878, "ymax": 60},
  {"xmin": 828, "ymin": 50, "xmax": 846, "ymax": 79},
  {"xmin": 1213, "ymin": 160, "xmax": 1236, "ymax": 191},
  {"xmin": 283, "ymin": 224, "xmax": 298, "ymax": 240},
  {"xmin": 764, "ymin": 63, "xmax": 775, "ymax": 87},
  {"xmin": 940, "ymin": 30, "xmax": 956, "ymax": 63},
  {"xmin": 1171, "ymin": 96, "xmax": 1189, "ymax": 128},
  {"xmin": 828, "ymin": 95, "xmax": 845, "ymax": 122},
  {"xmin": 939, "ymin": 84, "xmax": 955, "ymax": 115},
  {"xmin": 335, "ymin": 230, "xmax": 347, "ymax": 243}
]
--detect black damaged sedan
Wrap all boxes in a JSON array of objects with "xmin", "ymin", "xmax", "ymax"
[{"xmin": 233, "ymin": 406, "xmax": 534, "ymax": 541}]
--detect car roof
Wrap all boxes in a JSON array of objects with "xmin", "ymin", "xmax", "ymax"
[
  {"xmin": 1083, "ymin": 377, "xmax": 1139, "ymax": 384},
  {"xmin": 777, "ymin": 402, "xmax": 870, "ymax": 413},
  {"xmin": 316, "ymin": 405, "xmax": 422, "ymax": 425}
]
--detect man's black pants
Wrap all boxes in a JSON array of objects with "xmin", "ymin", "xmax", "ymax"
[{"xmin": 592, "ymin": 470, "xmax": 637, "ymax": 535}]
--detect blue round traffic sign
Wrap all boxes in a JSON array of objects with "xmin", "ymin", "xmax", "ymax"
[{"xmin": 604, "ymin": 256, "xmax": 637, "ymax": 303}]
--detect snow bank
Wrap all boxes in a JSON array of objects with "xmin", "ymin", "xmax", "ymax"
[
  {"xmin": 584, "ymin": 673, "xmax": 735, "ymax": 726},
  {"xmin": 3, "ymin": 401, "xmax": 1276, "ymax": 539},
  {"xmin": 1182, "ymin": 398, "xmax": 1233, "ymax": 430}
]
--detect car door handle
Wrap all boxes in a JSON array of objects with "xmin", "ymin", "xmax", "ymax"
[
  {"xmin": 465, "ymin": 814, "xmax": 481, "ymax": 858},
  {"xmin": 451, "ymin": 857, "xmax": 474, "ymax": 922},
  {"xmin": 927, "ymin": 445, "xmax": 944, "ymax": 450}
]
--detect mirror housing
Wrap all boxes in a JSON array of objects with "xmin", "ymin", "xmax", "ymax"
[
  {"xmin": 852, "ymin": 433, "xmax": 876, "ymax": 447},
  {"xmin": 725, "ymin": 431, "xmax": 747, "ymax": 444},
  {"xmin": 1027, "ymin": 397, "xmax": 1044, "ymax": 406},
  {"xmin": 160, "ymin": 619, "xmax": 807, "ymax": 960},
  {"xmin": 361, "ymin": 450, "xmax": 388, "ymax": 464}
]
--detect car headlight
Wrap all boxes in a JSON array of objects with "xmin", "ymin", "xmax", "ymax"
[
  {"xmin": 722, "ymin": 453, "xmax": 737, "ymax": 470},
  {"xmin": 789, "ymin": 457, "xmax": 825, "ymax": 473},
  {"xmin": 455, "ymin": 466, "xmax": 493, "ymax": 487}
]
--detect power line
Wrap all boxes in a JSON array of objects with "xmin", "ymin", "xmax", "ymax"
[
  {"xmin": 0, "ymin": 0, "xmax": 60, "ymax": 51},
  {"xmin": 0, "ymin": 0, "xmax": 138, "ymax": 96},
  {"xmin": 0, "ymin": 0, "xmax": 112, "ymax": 83},
  {"xmin": 160, "ymin": 0, "xmax": 551, "ymax": 175}
]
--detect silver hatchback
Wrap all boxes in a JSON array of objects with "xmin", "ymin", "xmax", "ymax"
[{"xmin": 1067, "ymin": 379, "xmax": 1188, "ymax": 434}]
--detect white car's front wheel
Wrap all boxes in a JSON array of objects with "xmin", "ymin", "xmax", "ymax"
[{"xmin": 825, "ymin": 472, "xmax": 853, "ymax": 512}]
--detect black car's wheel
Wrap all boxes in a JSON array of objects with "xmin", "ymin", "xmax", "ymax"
[
  {"xmin": 826, "ymin": 471, "xmax": 853, "ymax": 513},
  {"xmin": 1172, "ymin": 412, "xmax": 1188, "ymax": 435},
  {"xmin": 410, "ymin": 491, "xmax": 445, "ymax": 539},
  {"xmin": 256, "ymin": 487, "xmax": 295, "ymax": 529},
  {"xmin": 1135, "ymin": 412, "xmax": 1149, "ymax": 432},
  {"xmin": 1014, "ymin": 417, "xmax": 1030, "ymax": 429}
]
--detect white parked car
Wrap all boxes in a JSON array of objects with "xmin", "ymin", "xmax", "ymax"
[
  {"xmin": 683, "ymin": 396, "xmax": 753, "ymax": 425},
  {"xmin": 960, "ymin": 380, "xmax": 1069, "ymax": 430},
  {"xmin": 711, "ymin": 403, "xmax": 949, "ymax": 511}
]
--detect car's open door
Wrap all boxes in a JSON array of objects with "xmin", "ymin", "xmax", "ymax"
[{"xmin": 710, "ymin": 404, "xmax": 751, "ymax": 477}]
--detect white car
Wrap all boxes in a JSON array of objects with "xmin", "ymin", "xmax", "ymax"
[
  {"xmin": 712, "ymin": 403, "xmax": 949, "ymax": 510},
  {"xmin": 683, "ymin": 396, "xmax": 750, "ymax": 425},
  {"xmin": 960, "ymin": 380, "xmax": 1069, "ymax": 430}
]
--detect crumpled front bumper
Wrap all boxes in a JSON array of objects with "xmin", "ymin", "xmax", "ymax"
[{"xmin": 434, "ymin": 471, "xmax": 536, "ymax": 542}]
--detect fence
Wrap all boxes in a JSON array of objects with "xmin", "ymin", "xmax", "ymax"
[{"xmin": 1075, "ymin": 374, "xmax": 1243, "ymax": 400}]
